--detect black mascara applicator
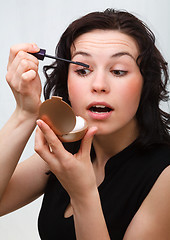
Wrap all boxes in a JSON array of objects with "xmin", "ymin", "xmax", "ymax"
[{"xmin": 30, "ymin": 48, "xmax": 89, "ymax": 68}]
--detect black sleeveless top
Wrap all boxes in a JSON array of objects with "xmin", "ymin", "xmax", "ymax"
[{"xmin": 38, "ymin": 143, "xmax": 170, "ymax": 239}]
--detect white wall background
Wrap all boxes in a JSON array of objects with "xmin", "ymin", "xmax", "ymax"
[{"xmin": 0, "ymin": 0, "xmax": 169, "ymax": 239}]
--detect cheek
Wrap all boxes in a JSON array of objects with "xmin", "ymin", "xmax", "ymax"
[
  {"xmin": 68, "ymin": 79, "xmax": 83, "ymax": 100},
  {"xmin": 117, "ymin": 75, "xmax": 143, "ymax": 111},
  {"xmin": 125, "ymin": 82, "xmax": 142, "ymax": 100},
  {"xmin": 67, "ymin": 75, "xmax": 86, "ymax": 113}
]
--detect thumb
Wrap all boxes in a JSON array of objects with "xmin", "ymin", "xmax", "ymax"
[{"xmin": 79, "ymin": 126, "xmax": 98, "ymax": 157}]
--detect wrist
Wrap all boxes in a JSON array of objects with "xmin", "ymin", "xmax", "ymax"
[
  {"xmin": 14, "ymin": 106, "xmax": 38, "ymax": 124},
  {"xmin": 70, "ymin": 187, "xmax": 100, "ymax": 212},
  {"xmin": 70, "ymin": 189, "xmax": 110, "ymax": 239}
]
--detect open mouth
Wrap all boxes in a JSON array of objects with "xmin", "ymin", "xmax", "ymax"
[{"xmin": 89, "ymin": 105, "xmax": 112, "ymax": 114}]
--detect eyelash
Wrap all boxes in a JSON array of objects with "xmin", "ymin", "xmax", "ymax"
[
  {"xmin": 74, "ymin": 68, "xmax": 128, "ymax": 77},
  {"xmin": 75, "ymin": 68, "xmax": 91, "ymax": 77},
  {"xmin": 111, "ymin": 70, "xmax": 128, "ymax": 77}
]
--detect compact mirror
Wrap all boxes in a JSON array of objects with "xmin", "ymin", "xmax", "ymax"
[{"xmin": 39, "ymin": 96, "xmax": 88, "ymax": 142}]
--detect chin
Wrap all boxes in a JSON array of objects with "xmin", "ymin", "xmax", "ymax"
[{"xmin": 94, "ymin": 127, "xmax": 114, "ymax": 136}]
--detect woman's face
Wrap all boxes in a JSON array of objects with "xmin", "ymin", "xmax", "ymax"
[{"xmin": 68, "ymin": 30, "xmax": 143, "ymax": 136}]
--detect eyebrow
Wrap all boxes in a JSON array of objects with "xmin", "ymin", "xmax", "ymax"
[
  {"xmin": 72, "ymin": 51, "xmax": 136, "ymax": 61},
  {"xmin": 72, "ymin": 51, "xmax": 91, "ymax": 58},
  {"xmin": 111, "ymin": 52, "xmax": 136, "ymax": 61}
]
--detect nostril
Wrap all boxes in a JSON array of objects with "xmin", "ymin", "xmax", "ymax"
[
  {"xmin": 93, "ymin": 88, "xmax": 106, "ymax": 93},
  {"xmin": 91, "ymin": 80, "xmax": 110, "ymax": 93}
]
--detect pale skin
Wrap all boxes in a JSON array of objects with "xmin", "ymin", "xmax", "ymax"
[{"xmin": 0, "ymin": 30, "xmax": 170, "ymax": 239}]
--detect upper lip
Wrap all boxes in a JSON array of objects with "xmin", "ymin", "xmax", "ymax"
[{"xmin": 87, "ymin": 102, "xmax": 114, "ymax": 110}]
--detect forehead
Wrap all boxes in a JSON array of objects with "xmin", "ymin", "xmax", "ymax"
[{"xmin": 71, "ymin": 29, "xmax": 139, "ymax": 58}]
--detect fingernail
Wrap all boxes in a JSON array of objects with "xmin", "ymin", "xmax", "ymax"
[
  {"xmin": 91, "ymin": 126, "xmax": 98, "ymax": 132},
  {"xmin": 33, "ymin": 43, "xmax": 39, "ymax": 51},
  {"xmin": 36, "ymin": 120, "xmax": 42, "ymax": 127}
]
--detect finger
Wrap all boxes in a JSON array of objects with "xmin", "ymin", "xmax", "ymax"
[
  {"xmin": 6, "ymin": 52, "xmax": 39, "ymax": 88},
  {"xmin": 17, "ymin": 59, "xmax": 38, "ymax": 79},
  {"xmin": 16, "ymin": 50, "xmax": 40, "ymax": 65},
  {"xmin": 79, "ymin": 126, "xmax": 98, "ymax": 157},
  {"xmin": 36, "ymin": 119, "xmax": 65, "ymax": 158},
  {"xmin": 8, "ymin": 43, "xmax": 40, "ymax": 70},
  {"xmin": 21, "ymin": 69, "xmax": 37, "ymax": 82},
  {"xmin": 8, "ymin": 49, "xmax": 39, "ymax": 73},
  {"xmin": 34, "ymin": 126, "xmax": 53, "ymax": 162},
  {"xmin": 7, "ymin": 60, "xmax": 39, "ymax": 91}
]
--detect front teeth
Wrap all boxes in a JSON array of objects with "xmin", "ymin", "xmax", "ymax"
[
  {"xmin": 93, "ymin": 105, "xmax": 106, "ymax": 108},
  {"xmin": 90, "ymin": 105, "xmax": 110, "ymax": 113}
]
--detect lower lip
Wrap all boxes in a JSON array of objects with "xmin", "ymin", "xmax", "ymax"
[{"xmin": 87, "ymin": 110, "xmax": 113, "ymax": 120}]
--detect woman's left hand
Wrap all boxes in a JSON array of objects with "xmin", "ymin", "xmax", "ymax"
[{"xmin": 34, "ymin": 119, "xmax": 98, "ymax": 202}]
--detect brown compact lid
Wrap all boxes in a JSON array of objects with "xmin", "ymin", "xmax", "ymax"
[{"xmin": 39, "ymin": 96, "xmax": 76, "ymax": 136}]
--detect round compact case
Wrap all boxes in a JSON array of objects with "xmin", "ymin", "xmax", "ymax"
[{"xmin": 39, "ymin": 96, "xmax": 88, "ymax": 142}]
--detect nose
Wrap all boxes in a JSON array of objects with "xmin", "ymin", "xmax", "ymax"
[{"xmin": 91, "ymin": 71, "xmax": 110, "ymax": 94}]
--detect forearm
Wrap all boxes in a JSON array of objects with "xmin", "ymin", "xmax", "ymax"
[
  {"xmin": 34, "ymin": 121, "xmax": 108, "ymax": 238},
  {"xmin": 71, "ymin": 189, "xmax": 110, "ymax": 240},
  {"xmin": 0, "ymin": 108, "xmax": 37, "ymax": 198}
]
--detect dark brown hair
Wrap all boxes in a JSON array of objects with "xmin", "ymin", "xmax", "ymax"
[{"xmin": 43, "ymin": 8, "xmax": 170, "ymax": 148}]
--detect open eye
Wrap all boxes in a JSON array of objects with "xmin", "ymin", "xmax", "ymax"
[
  {"xmin": 75, "ymin": 68, "xmax": 91, "ymax": 77},
  {"xmin": 112, "ymin": 70, "xmax": 128, "ymax": 77}
]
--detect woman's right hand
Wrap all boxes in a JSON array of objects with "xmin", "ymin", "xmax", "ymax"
[{"xmin": 6, "ymin": 43, "xmax": 42, "ymax": 119}]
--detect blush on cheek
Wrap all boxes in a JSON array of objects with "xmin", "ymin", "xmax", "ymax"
[
  {"xmin": 123, "ymin": 77, "xmax": 143, "ymax": 102},
  {"xmin": 68, "ymin": 84, "xmax": 81, "ymax": 101},
  {"xmin": 68, "ymin": 76, "xmax": 86, "ymax": 100},
  {"xmin": 68, "ymin": 83, "xmax": 83, "ymax": 114}
]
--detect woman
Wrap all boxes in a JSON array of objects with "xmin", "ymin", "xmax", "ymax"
[{"xmin": 0, "ymin": 9, "xmax": 170, "ymax": 240}]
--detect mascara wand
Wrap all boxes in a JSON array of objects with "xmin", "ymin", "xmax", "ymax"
[{"xmin": 30, "ymin": 49, "xmax": 89, "ymax": 68}]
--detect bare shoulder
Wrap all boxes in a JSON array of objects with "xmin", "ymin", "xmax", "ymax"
[
  {"xmin": 0, "ymin": 153, "xmax": 50, "ymax": 216},
  {"xmin": 124, "ymin": 165, "xmax": 170, "ymax": 240}
]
